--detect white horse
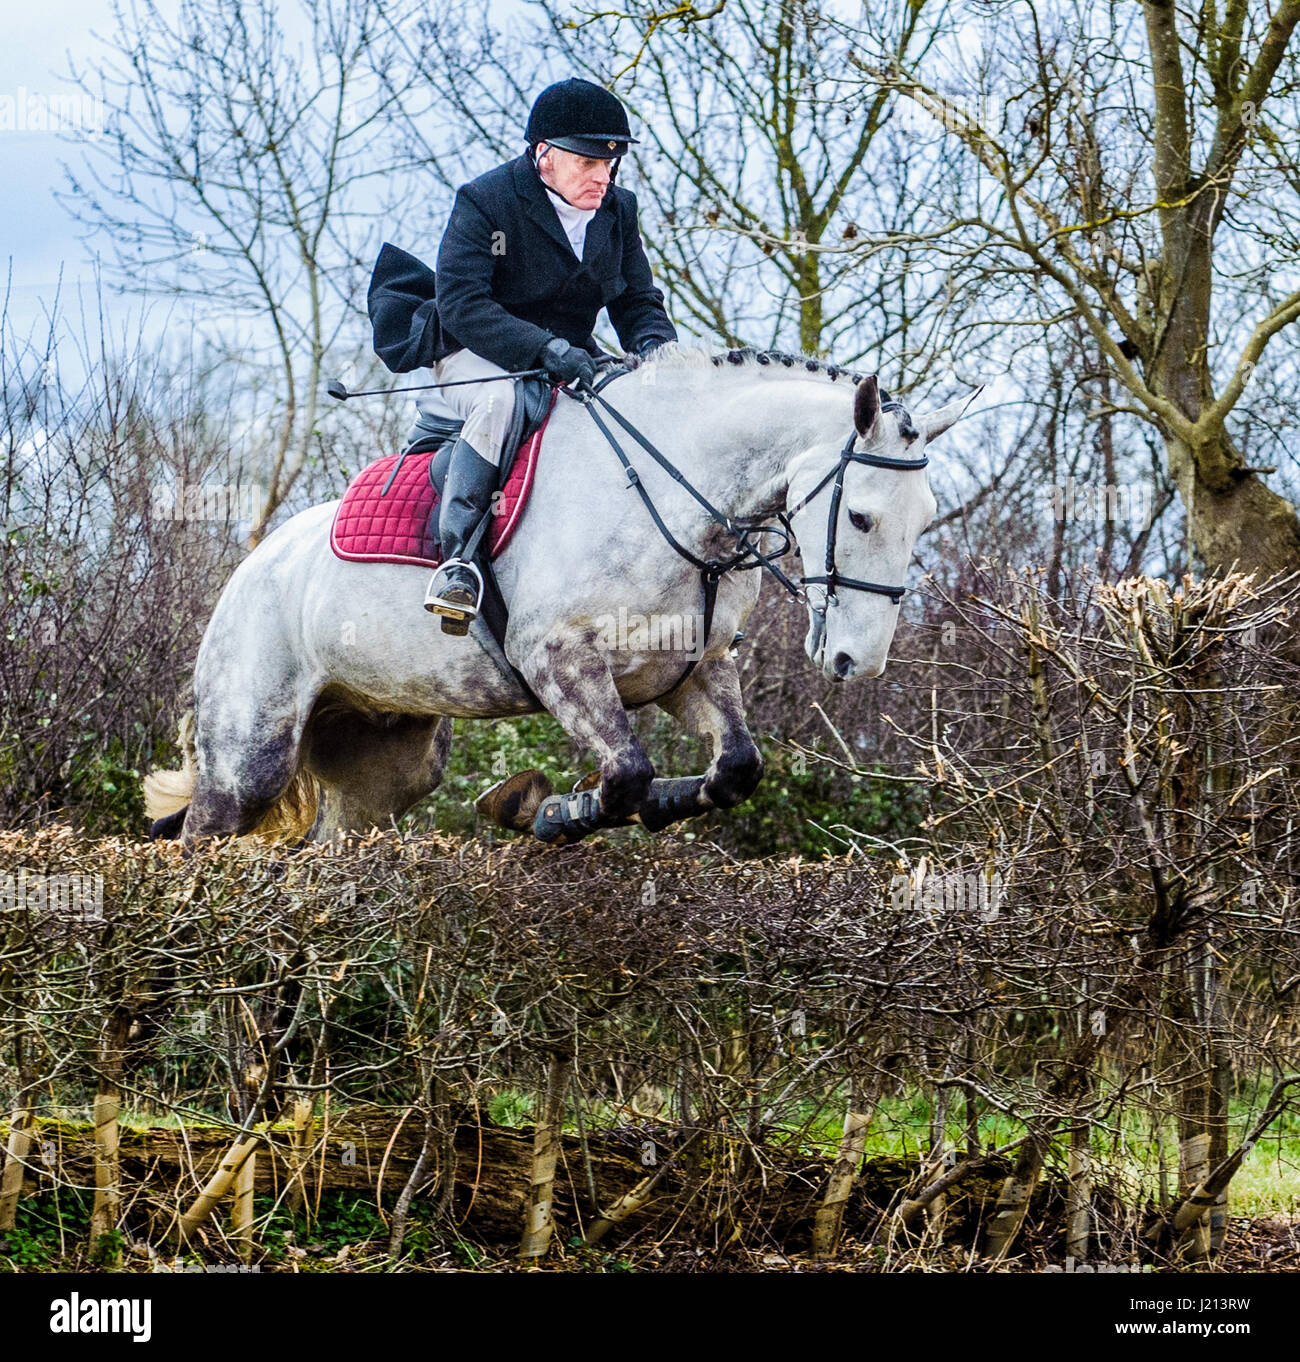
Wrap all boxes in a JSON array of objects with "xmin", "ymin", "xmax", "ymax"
[{"xmin": 144, "ymin": 347, "xmax": 978, "ymax": 845}]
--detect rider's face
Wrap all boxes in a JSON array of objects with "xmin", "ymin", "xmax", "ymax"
[{"xmin": 536, "ymin": 144, "xmax": 614, "ymax": 210}]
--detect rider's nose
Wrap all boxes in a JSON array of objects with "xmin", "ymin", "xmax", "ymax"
[{"xmin": 833, "ymin": 650, "xmax": 855, "ymax": 679}]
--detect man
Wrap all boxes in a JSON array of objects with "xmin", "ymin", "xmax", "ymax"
[{"xmin": 408, "ymin": 77, "xmax": 677, "ymax": 633}]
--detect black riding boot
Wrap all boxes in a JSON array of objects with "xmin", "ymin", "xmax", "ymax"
[{"xmin": 424, "ymin": 436, "xmax": 498, "ymax": 636}]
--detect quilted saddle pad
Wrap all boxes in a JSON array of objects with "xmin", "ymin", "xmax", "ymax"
[{"xmin": 330, "ymin": 394, "xmax": 556, "ymax": 568}]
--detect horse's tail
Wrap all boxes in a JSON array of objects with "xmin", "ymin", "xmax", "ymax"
[
  {"xmin": 252, "ymin": 770, "xmax": 319, "ymax": 841},
  {"xmin": 144, "ymin": 709, "xmax": 319, "ymax": 841},
  {"xmin": 144, "ymin": 709, "xmax": 199, "ymax": 822}
]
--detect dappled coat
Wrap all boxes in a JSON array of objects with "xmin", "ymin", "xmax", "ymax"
[{"xmin": 368, "ymin": 152, "xmax": 677, "ymax": 374}]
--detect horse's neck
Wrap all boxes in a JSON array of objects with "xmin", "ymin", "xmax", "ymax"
[{"xmin": 656, "ymin": 375, "xmax": 848, "ymax": 520}]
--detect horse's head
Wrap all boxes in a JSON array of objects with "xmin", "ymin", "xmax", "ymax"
[{"xmin": 786, "ymin": 375, "xmax": 980, "ymax": 682}]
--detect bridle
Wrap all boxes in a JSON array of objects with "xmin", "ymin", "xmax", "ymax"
[
  {"xmin": 784, "ymin": 402, "xmax": 930, "ymax": 608},
  {"xmin": 571, "ymin": 375, "xmax": 930, "ymax": 698},
  {"xmin": 780, "ymin": 401, "xmax": 930, "ymax": 660}
]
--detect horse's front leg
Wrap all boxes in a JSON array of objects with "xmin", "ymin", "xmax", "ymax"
[
  {"xmin": 516, "ymin": 631, "xmax": 655, "ymax": 844},
  {"xmin": 649, "ymin": 652, "xmax": 764, "ymax": 829}
]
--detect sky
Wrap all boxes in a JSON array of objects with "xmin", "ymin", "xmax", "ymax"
[
  {"xmin": 0, "ymin": 0, "xmax": 140, "ymax": 340},
  {"xmin": 0, "ymin": 0, "xmax": 537, "ymax": 364}
]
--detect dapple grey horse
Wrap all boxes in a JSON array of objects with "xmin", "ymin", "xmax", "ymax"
[{"xmin": 144, "ymin": 347, "xmax": 978, "ymax": 845}]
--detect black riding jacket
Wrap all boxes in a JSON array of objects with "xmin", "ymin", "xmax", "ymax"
[{"xmin": 368, "ymin": 153, "xmax": 677, "ymax": 374}]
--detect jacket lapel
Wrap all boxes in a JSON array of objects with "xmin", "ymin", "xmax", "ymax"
[
  {"xmin": 581, "ymin": 200, "xmax": 616, "ymax": 266},
  {"xmin": 512, "ymin": 154, "xmax": 576, "ymax": 256},
  {"xmin": 512, "ymin": 154, "xmax": 617, "ymax": 269}
]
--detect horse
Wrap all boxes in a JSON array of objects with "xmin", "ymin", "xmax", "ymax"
[{"xmin": 143, "ymin": 346, "xmax": 979, "ymax": 846}]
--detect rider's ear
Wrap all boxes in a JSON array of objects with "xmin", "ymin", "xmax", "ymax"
[
  {"xmin": 919, "ymin": 385, "xmax": 985, "ymax": 443},
  {"xmin": 853, "ymin": 375, "xmax": 881, "ymax": 439}
]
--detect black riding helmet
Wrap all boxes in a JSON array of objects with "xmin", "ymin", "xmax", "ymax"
[{"xmin": 525, "ymin": 77, "xmax": 638, "ymax": 159}]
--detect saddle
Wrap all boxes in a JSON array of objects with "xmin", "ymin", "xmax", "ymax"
[
  {"xmin": 330, "ymin": 378, "xmax": 557, "ymax": 567},
  {"xmin": 331, "ymin": 365, "xmax": 629, "ymax": 706},
  {"xmin": 329, "ymin": 378, "xmax": 558, "ymax": 704},
  {"xmin": 408, "ymin": 375, "xmax": 554, "ymax": 517}
]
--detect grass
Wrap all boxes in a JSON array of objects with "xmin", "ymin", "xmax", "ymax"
[
  {"xmin": 479, "ymin": 1080, "xmax": 1300, "ymax": 1218},
  {"xmin": 6, "ymin": 1081, "xmax": 1293, "ymax": 1271}
]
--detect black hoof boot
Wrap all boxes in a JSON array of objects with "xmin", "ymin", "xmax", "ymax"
[
  {"xmin": 636, "ymin": 777, "xmax": 709, "ymax": 833},
  {"xmin": 532, "ymin": 787, "xmax": 608, "ymax": 845}
]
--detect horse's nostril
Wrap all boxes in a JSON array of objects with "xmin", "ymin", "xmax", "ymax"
[{"xmin": 833, "ymin": 651, "xmax": 854, "ymax": 678}]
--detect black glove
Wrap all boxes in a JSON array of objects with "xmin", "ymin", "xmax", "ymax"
[{"xmin": 539, "ymin": 337, "xmax": 598, "ymax": 387}]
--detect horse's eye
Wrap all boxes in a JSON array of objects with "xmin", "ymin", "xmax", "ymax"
[{"xmin": 849, "ymin": 510, "xmax": 874, "ymax": 533}]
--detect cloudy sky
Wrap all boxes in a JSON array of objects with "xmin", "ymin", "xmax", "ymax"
[{"xmin": 1, "ymin": 0, "xmax": 127, "ymax": 333}]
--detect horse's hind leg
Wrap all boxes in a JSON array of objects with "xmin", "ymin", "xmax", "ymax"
[
  {"xmin": 179, "ymin": 648, "xmax": 320, "ymax": 842},
  {"xmin": 303, "ymin": 709, "xmax": 453, "ymax": 841},
  {"xmin": 182, "ymin": 710, "xmax": 310, "ymax": 842}
]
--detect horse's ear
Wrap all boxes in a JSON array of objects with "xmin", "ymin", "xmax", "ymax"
[
  {"xmin": 920, "ymin": 384, "xmax": 985, "ymax": 444},
  {"xmin": 853, "ymin": 375, "xmax": 881, "ymax": 439}
]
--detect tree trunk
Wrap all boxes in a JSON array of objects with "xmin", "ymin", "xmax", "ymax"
[
  {"xmin": 0, "ymin": 1108, "xmax": 34, "ymax": 1230},
  {"xmin": 1066, "ymin": 1122, "xmax": 1091, "ymax": 1263},
  {"xmin": 1176, "ymin": 1131, "xmax": 1211, "ymax": 1263},
  {"xmin": 231, "ymin": 1145, "xmax": 256, "ymax": 1261},
  {"xmin": 285, "ymin": 1097, "xmax": 314, "ymax": 1219},
  {"xmin": 389, "ymin": 1103, "xmax": 438, "ymax": 1262},
  {"xmin": 518, "ymin": 1051, "xmax": 572, "ymax": 1263},
  {"xmin": 174, "ymin": 1137, "xmax": 260, "ymax": 1245},
  {"xmin": 89, "ymin": 1009, "xmax": 131, "ymax": 1263},
  {"xmin": 583, "ymin": 1134, "xmax": 705, "ymax": 1249},
  {"xmin": 1147, "ymin": 215, "xmax": 1300, "ymax": 575},
  {"xmin": 983, "ymin": 1137, "xmax": 1046, "ymax": 1264},
  {"xmin": 1165, "ymin": 433, "xmax": 1300, "ymax": 576},
  {"xmin": 812, "ymin": 1075, "xmax": 875, "ymax": 1260}
]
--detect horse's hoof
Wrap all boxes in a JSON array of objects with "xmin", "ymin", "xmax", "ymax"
[
  {"xmin": 148, "ymin": 807, "xmax": 188, "ymax": 841},
  {"xmin": 572, "ymin": 770, "xmax": 601, "ymax": 793},
  {"xmin": 476, "ymin": 769, "xmax": 554, "ymax": 832},
  {"xmin": 532, "ymin": 788, "xmax": 604, "ymax": 845}
]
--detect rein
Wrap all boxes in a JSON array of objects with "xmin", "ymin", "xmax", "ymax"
[{"xmin": 569, "ymin": 375, "xmax": 929, "ymax": 689}]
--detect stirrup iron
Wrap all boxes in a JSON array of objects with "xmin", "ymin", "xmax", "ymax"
[{"xmin": 424, "ymin": 558, "xmax": 484, "ymax": 635}]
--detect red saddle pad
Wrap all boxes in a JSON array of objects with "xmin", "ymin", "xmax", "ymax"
[{"xmin": 330, "ymin": 392, "xmax": 557, "ymax": 567}]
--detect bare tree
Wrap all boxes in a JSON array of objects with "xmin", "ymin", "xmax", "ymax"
[
  {"xmin": 60, "ymin": 0, "xmax": 417, "ymax": 539},
  {"xmin": 856, "ymin": 0, "xmax": 1300, "ymax": 575}
]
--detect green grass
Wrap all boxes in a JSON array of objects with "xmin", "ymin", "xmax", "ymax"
[
  {"xmin": 841, "ymin": 1089, "xmax": 1300, "ymax": 1219},
  {"xmin": 478, "ymin": 1080, "xmax": 1300, "ymax": 1218}
]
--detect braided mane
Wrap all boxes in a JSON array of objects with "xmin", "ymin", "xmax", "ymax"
[{"xmin": 630, "ymin": 342, "xmax": 869, "ymax": 385}]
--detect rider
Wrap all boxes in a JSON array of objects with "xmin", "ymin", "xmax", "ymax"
[{"xmin": 419, "ymin": 77, "xmax": 678, "ymax": 632}]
